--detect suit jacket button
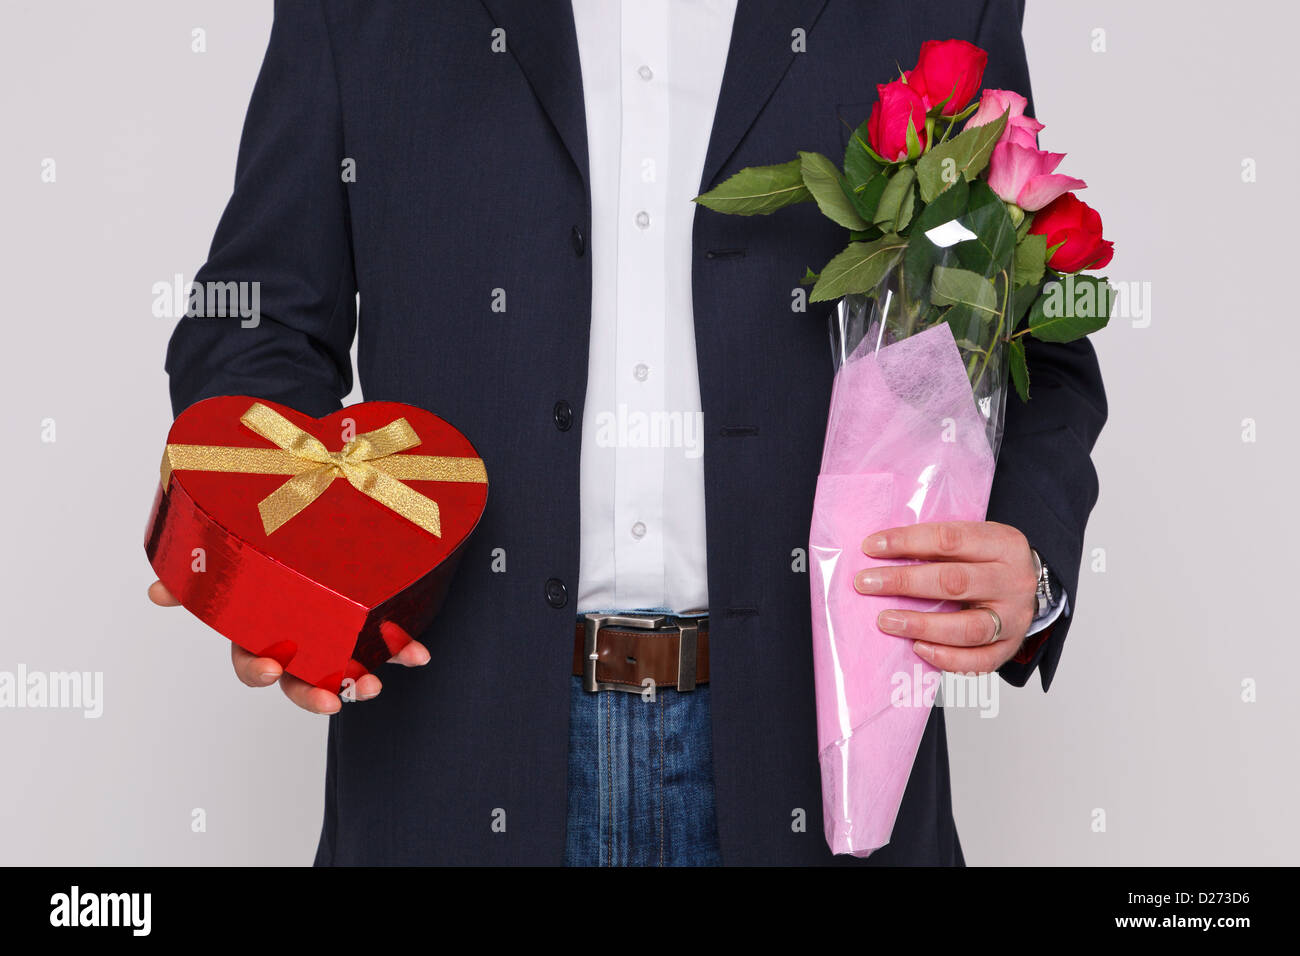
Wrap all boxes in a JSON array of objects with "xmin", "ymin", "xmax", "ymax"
[
  {"xmin": 571, "ymin": 225, "xmax": 585, "ymax": 257},
  {"xmin": 545, "ymin": 578, "xmax": 568, "ymax": 609},
  {"xmin": 553, "ymin": 400, "xmax": 573, "ymax": 431}
]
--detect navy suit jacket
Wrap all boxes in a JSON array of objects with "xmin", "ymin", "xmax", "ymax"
[{"xmin": 165, "ymin": 0, "xmax": 1106, "ymax": 865}]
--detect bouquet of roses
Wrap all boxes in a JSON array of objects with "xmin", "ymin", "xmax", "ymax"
[{"xmin": 695, "ymin": 38, "xmax": 1114, "ymax": 857}]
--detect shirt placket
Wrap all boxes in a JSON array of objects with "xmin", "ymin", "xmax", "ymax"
[{"xmin": 613, "ymin": 1, "xmax": 670, "ymax": 611}]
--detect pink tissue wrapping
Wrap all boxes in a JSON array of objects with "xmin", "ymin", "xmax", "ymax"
[{"xmin": 809, "ymin": 320, "xmax": 997, "ymax": 857}]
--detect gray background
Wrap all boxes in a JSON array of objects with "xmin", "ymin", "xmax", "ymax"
[{"xmin": 1, "ymin": 1, "xmax": 1294, "ymax": 865}]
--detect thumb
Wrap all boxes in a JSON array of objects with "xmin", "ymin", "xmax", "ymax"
[{"xmin": 147, "ymin": 579, "xmax": 181, "ymax": 607}]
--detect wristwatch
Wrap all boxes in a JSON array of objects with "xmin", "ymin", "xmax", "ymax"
[{"xmin": 1029, "ymin": 547, "xmax": 1054, "ymax": 619}]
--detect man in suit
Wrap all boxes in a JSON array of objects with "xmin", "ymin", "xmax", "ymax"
[{"xmin": 149, "ymin": 0, "xmax": 1105, "ymax": 865}]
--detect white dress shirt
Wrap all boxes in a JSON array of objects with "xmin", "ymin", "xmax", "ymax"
[
  {"xmin": 569, "ymin": 0, "xmax": 1065, "ymax": 636},
  {"xmin": 571, "ymin": 0, "xmax": 736, "ymax": 614}
]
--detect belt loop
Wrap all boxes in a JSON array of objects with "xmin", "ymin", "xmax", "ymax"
[
  {"xmin": 581, "ymin": 613, "xmax": 603, "ymax": 694},
  {"xmin": 676, "ymin": 622, "xmax": 698, "ymax": 693}
]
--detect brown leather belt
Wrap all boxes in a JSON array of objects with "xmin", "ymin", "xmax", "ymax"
[{"xmin": 572, "ymin": 614, "xmax": 709, "ymax": 693}]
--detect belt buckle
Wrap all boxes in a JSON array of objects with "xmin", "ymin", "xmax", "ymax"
[{"xmin": 582, "ymin": 613, "xmax": 700, "ymax": 694}]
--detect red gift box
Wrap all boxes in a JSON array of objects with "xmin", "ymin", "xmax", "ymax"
[{"xmin": 144, "ymin": 396, "xmax": 488, "ymax": 693}]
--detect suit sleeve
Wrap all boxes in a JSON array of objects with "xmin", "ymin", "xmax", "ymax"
[
  {"xmin": 164, "ymin": 0, "xmax": 356, "ymax": 420},
  {"xmin": 972, "ymin": 0, "xmax": 1109, "ymax": 691}
]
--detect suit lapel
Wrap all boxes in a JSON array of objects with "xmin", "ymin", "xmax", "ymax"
[
  {"xmin": 479, "ymin": 0, "xmax": 589, "ymax": 187},
  {"xmin": 479, "ymin": 0, "xmax": 831, "ymax": 193},
  {"xmin": 700, "ymin": 0, "xmax": 830, "ymax": 192}
]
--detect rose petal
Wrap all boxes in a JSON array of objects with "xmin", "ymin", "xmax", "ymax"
[
  {"xmin": 988, "ymin": 143, "xmax": 1064, "ymax": 203},
  {"xmin": 1004, "ymin": 125, "xmax": 1042, "ymax": 150},
  {"xmin": 1085, "ymin": 240, "xmax": 1114, "ymax": 270},
  {"xmin": 968, "ymin": 89, "xmax": 1026, "ymax": 127},
  {"xmin": 1017, "ymin": 173, "xmax": 1087, "ymax": 212}
]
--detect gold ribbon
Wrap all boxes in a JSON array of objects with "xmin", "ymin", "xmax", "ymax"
[{"xmin": 160, "ymin": 402, "xmax": 486, "ymax": 537}]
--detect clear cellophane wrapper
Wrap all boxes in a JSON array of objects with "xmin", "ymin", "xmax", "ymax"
[{"xmin": 809, "ymin": 261, "xmax": 1009, "ymax": 856}]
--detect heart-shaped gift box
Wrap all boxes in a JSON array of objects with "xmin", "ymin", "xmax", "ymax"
[{"xmin": 144, "ymin": 396, "xmax": 488, "ymax": 693}]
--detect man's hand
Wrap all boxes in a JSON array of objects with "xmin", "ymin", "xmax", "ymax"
[
  {"xmin": 146, "ymin": 580, "xmax": 431, "ymax": 714},
  {"xmin": 852, "ymin": 521, "xmax": 1039, "ymax": 674}
]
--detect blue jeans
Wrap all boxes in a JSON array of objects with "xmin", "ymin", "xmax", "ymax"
[{"xmin": 563, "ymin": 621, "xmax": 723, "ymax": 865}]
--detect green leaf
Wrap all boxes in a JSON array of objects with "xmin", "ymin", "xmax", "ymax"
[
  {"xmin": 1013, "ymin": 234, "xmax": 1047, "ymax": 288},
  {"xmin": 845, "ymin": 117, "xmax": 889, "ymax": 172},
  {"xmin": 915, "ymin": 109, "xmax": 1009, "ymax": 203},
  {"xmin": 896, "ymin": 182, "xmax": 917, "ymax": 231},
  {"xmin": 809, "ymin": 234, "xmax": 908, "ymax": 303},
  {"xmin": 798, "ymin": 151, "xmax": 868, "ymax": 230},
  {"xmin": 848, "ymin": 225, "xmax": 884, "ymax": 242},
  {"xmin": 909, "ymin": 174, "xmax": 970, "ymax": 238},
  {"xmin": 1009, "ymin": 279, "xmax": 1042, "ymax": 333},
  {"xmin": 901, "ymin": 177, "xmax": 970, "ymax": 302},
  {"xmin": 1016, "ymin": 210, "xmax": 1036, "ymax": 242},
  {"xmin": 874, "ymin": 166, "xmax": 917, "ymax": 232},
  {"xmin": 1027, "ymin": 275, "xmax": 1115, "ymax": 342},
  {"xmin": 837, "ymin": 175, "xmax": 878, "ymax": 223},
  {"xmin": 904, "ymin": 114, "xmax": 923, "ymax": 162},
  {"xmin": 942, "ymin": 303, "xmax": 987, "ymax": 344},
  {"xmin": 844, "ymin": 120, "xmax": 885, "ymax": 188},
  {"xmin": 693, "ymin": 159, "xmax": 811, "ymax": 215},
  {"xmin": 849, "ymin": 171, "xmax": 889, "ymax": 222},
  {"xmin": 954, "ymin": 181, "xmax": 1016, "ymax": 276},
  {"xmin": 930, "ymin": 265, "xmax": 999, "ymax": 315},
  {"xmin": 951, "ymin": 100, "xmax": 981, "ymax": 122},
  {"xmin": 1009, "ymin": 337, "xmax": 1030, "ymax": 401}
]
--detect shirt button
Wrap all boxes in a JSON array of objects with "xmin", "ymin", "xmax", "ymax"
[
  {"xmin": 553, "ymin": 400, "xmax": 573, "ymax": 432},
  {"xmin": 635, "ymin": 210, "xmax": 650, "ymax": 230},
  {"xmin": 631, "ymin": 521, "xmax": 646, "ymax": 540},
  {"xmin": 544, "ymin": 578, "xmax": 568, "ymax": 609},
  {"xmin": 632, "ymin": 363, "xmax": 649, "ymax": 382},
  {"xmin": 637, "ymin": 65, "xmax": 654, "ymax": 81},
  {"xmin": 571, "ymin": 224, "xmax": 585, "ymax": 257}
]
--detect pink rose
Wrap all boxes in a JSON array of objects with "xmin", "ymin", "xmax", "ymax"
[
  {"xmin": 986, "ymin": 142, "xmax": 1086, "ymax": 211},
  {"xmin": 905, "ymin": 39, "xmax": 988, "ymax": 116},
  {"xmin": 867, "ymin": 79, "xmax": 928, "ymax": 162},
  {"xmin": 965, "ymin": 89, "xmax": 1044, "ymax": 149}
]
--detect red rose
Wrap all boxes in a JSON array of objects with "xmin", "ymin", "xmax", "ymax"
[
  {"xmin": 1028, "ymin": 193, "xmax": 1114, "ymax": 272},
  {"xmin": 867, "ymin": 79, "xmax": 928, "ymax": 162},
  {"xmin": 906, "ymin": 39, "xmax": 988, "ymax": 116}
]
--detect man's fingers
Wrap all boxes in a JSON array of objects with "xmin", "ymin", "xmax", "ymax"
[
  {"xmin": 231, "ymin": 643, "xmax": 284, "ymax": 687},
  {"xmin": 338, "ymin": 673, "xmax": 383, "ymax": 702},
  {"xmin": 233, "ymin": 645, "xmax": 383, "ymax": 711},
  {"xmin": 147, "ymin": 580, "xmax": 180, "ymax": 607},
  {"xmin": 854, "ymin": 560, "xmax": 1002, "ymax": 602},
  {"xmin": 389, "ymin": 639, "xmax": 431, "ymax": 667},
  {"xmin": 876, "ymin": 607, "xmax": 1006, "ymax": 646},
  {"xmin": 862, "ymin": 521, "xmax": 1015, "ymax": 563},
  {"xmin": 164, "ymin": 579, "xmax": 402, "ymax": 709},
  {"xmin": 379, "ymin": 622, "xmax": 430, "ymax": 667},
  {"xmin": 909, "ymin": 638, "xmax": 1008, "ymax": 676},
  {"xmin": 279, "ymin": 673, "xmax": 344, "ymax": 715}
]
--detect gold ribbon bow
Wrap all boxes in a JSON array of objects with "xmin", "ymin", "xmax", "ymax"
[{"xmin": 160, "ymin": 402, "xmax": 486, "ymax": 537}]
